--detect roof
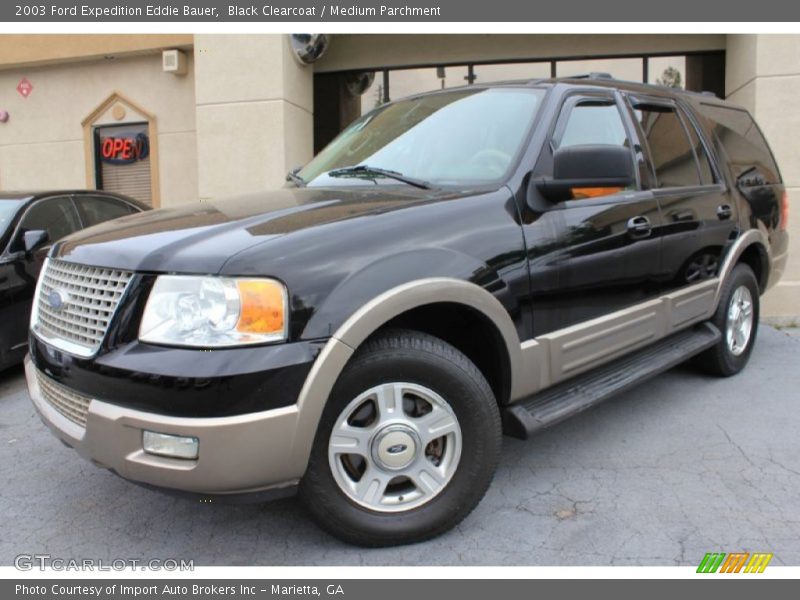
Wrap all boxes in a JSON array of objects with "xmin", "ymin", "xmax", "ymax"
[
  {"xmin": 0, "ymin": 190, "xmax": 149, "ymax": 210},
  {"xmin": 1, "ymin": 190, "xmax": 116, "ymax": 199},
  {"xmin": 542, "ymin": 75, "xmax": 722, "ymax": 101},
  {"xmin": 408, "ymin": 73, "xmax": 731, "ymax": 107},
  {"xmin": 0, "ymin": 192, "xmax": 36, "ymax": 201}
]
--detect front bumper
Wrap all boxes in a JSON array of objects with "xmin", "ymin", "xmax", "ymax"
[
  {"xmin": 27, "ymin": 333, "xmax": 320, "ymax": 418},
  {"xmin": 25, "ymin": 356, "xmax": 306, "ymax": 495}
]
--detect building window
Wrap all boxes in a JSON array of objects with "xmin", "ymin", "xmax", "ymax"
[
  {"xmin": 473, "ymin": 61, "xmax": 551, "ymax": 86},
  {"xmin": 647, "ymin": 56, "xmax": 686, "ymax": 88},
  {"xmin": 94, "ymin": 123, "xmax": 153, "ymax": 206},
  {"xmin": 352, "ymin": 53, "xmax": 723, "ymax": 119},
  {"xmin": 318, "ymin": 51, "xmax": 723, "ymax": 154},
  {"xmin": 556, "ymin": 57, "xmax": 643, "ymax": 81},
  {"xmin": 82, "ymin": 91, "xmax": 160, "ymax": 208}
]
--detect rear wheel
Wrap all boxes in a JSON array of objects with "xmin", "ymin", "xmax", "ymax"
[
  {"xmin": 299, "ymin": 329, "xmax": 501, "ymax": 547},
  {"xmin": 696, "ymin": 263, "xmax": 760, "ymax": 376}
]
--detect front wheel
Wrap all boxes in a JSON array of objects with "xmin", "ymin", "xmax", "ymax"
[
  {"xmin": 299, "ymin": 329, "xmax": 501, "ymax": 547},
  {"xmin": 696, "ymin": 263, "xmax": 760, "ymax": 376}
]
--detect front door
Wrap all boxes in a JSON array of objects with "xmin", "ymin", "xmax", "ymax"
[
  {"xmin": 0, "ymin": 196, "xmax": 83, "ymax": 363},
  {"xmin": 524, "ymin": 90, "xmax": 663, "ymax": 336}
]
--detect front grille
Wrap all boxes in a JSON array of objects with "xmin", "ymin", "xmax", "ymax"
[
  {"xmin": 33, "ymin": 259, "xmax": 134, "ymax": 357},
  {"xmin": 36, "ymin": 369, "xmax": 92, "ymax": 428}
]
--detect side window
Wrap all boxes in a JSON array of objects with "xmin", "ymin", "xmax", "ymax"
[
  {"xmin": 633, "ymin": 104, "xmax": 703, "ymax": 188},
  {"xmin": 554, "ymin": 98, "xmax": 633, "ymax": 200},
  {"xmin": 75, "ymin": 195, "xmax": 136, "ymax": 227},
  {"xmin": 699, "ymin": 103, "xmax": 781, "ymax": 184},
  {"xmin": 17, "ymin": 197, "xmax": 82, "ymax": 247},
  {"xmin": 682, "ymin": 112, "xmax": 715, "ymax": 185},
  {"xmin": 557, "ymin": 101, "xmax": 629, "ymax": 149}
]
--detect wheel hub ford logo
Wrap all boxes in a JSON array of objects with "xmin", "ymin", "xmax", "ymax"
[
  {"xmin": 47, "ymin": 289, "xmax": 69, "ymax": 311},
  {"xmin": 387, "ymin": 444, "xmax": 408, "ymax": 454}
]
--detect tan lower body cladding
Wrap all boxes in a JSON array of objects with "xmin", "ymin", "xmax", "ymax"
[{"xmin": 517, "ymin": 279, "xmax": 718, "ymax": 396}]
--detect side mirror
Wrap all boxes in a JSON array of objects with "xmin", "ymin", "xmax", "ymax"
[
  {"xmin": 536, "ymin": 145, "xmax": 635, "ymax": 202},
  {"xmin": 23, "ymin": 230, "xmax": 49, "ymax": 254}
]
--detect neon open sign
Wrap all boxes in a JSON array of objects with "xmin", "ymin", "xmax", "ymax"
[{"xmin": 99, "ymin": 132, "xmax": 150, "ymax": 165}]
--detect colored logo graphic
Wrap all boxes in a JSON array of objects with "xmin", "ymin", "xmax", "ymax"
[
  {"xmin": 17, "ymin": 78, "xmax": 33, "ymax": 98},
  {"xmin": 697, "ymin": 552, "xmax": 773, "ymax": 573}
]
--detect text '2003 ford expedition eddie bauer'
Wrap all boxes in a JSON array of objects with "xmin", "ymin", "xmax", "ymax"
[{"xmin": 26, "ymin": 76, "xmax": 788, "ymax": 546}]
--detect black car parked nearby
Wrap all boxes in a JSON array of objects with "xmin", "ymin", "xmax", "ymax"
[
  {"xmin": 0, "ymin": 191, "xmax": 147, "ymax": 369},
  {"xmin": 25, "ymin": 76, "xmax": 788, "ymax": 546}
]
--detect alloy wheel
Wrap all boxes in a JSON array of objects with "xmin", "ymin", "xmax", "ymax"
[
  {"xmin": 726, "ymin": 285, "xmax": 754, "ymax": 356},
  {"xmin": 327, "ymin": 382, "xmax": 462, "ymax": 513}
]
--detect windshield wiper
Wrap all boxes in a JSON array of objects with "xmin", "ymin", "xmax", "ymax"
[
  {"xmin": 327, "ymin": 165, "xmax": 432, "ymax": 190},
  {"xmin": 285, "ymin": 169, "xmax": 306, "ymax": 187}
]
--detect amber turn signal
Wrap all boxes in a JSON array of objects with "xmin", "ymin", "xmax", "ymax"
[
  {"xmin": 570, "ymin": 187, "xmax": 624, "ymax": 200},
  {"xmin": 235, "ymin": 279, "xmax": 287, "ymax": 335}
]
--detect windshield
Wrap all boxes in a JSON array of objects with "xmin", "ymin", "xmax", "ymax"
[
  {"xmin": 0, "ymin": 200, "xmax": 23, "ymax": 240},
  {"xmin": 299, "ymin": 87, "xmax": 545, "ymax": 187}
]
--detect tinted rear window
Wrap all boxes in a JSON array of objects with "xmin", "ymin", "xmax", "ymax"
[
  {"xmin": 699, "ymin": 103, "xmax": 781, "ymax": 184},
  {"xmin": 633, "ymin": 105, "xmax": 702, "ymax": 188}
]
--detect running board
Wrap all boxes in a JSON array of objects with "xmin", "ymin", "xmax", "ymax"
[{"xmin": 502, "ymin": 322, "xmax": 721, "ymax": 440}]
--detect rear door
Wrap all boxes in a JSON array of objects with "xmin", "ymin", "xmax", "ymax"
[{"xmin": 623, "ymin": 94, "xmax": 736, "ymax": 294}]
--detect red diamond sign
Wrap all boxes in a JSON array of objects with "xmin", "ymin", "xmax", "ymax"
[{"xmin": 17, "ymin": 78, "xmax": 33, "ymax": 98}]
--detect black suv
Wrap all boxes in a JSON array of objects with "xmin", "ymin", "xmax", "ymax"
[{"xmin": 25, "ymin": 77, "xmax": 788, "ymax": 547}]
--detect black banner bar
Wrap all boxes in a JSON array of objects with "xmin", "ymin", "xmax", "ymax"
[
  {"xmin": 4, "ymin": 579, "xmax": 800, "ymax": 600},
  {"xmin": 3, "ymin": 0, "xmax": 800, "ymax": 22}
]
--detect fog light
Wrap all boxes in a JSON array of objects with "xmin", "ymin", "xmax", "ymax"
[{"xmin": 142, "ymin": 430, "xmax": 199, "ymax": 460}]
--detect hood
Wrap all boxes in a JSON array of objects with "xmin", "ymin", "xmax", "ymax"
[{"xmin": 55, "ymin": 186, "xmax": 477, "ymax": 273}]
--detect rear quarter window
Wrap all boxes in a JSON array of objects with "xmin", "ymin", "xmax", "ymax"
[{"xmin": 699, "ymin": 103, "xmax": 781, "ymax": 184}]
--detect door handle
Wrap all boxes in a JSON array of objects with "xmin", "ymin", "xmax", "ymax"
[
  {"xmin": 716, "ymin": 204, "xmax": 733, "ymax": 220},
  {"xmin": 627, "ymin": 215, "xmax": 652, "ymax": 238}
]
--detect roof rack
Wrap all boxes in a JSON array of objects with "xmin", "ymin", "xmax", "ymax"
[
  {"xmin": 557, "ymin": 74, "xmax": 721, "ymax": 99},
  {"xmin": 559, "ymin": 72, "xmax": 615, "ymax": 80},
  {"xmin": 671, "ymin": 87, "xmax": 720, "ymax": 99}
]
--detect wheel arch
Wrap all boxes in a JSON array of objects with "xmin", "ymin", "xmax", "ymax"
[
  {"xmin": 287, "ymin": 278, "xmax": 524, "ymax": 477},
  {"xmin": 736, "ymin": 242, "xmax": 770, "ymax": 293},
  {"xmin": 365, "ymin": 302, "xmax": 514, "ymax": 406},
  {"xmin": 714, "ymin": 229, "xmax": 771, "ymax": 306},
  {"xmin": 332, "ymin": 279, "xmax": 522, "ymax": 381}
]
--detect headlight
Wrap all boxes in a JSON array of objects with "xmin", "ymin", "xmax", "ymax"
[{"xmin": 139, "ymin": 275, "xmax": 288, "ymax": 348}]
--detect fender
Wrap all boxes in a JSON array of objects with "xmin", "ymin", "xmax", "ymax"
[
  {"xmin": 286, "ymin": 277, "xmax": 524, "ymax": 478},
  {"xmin": 713, "ymin": 228, "xmax": 771, "ymax": 307},
  {"xmin": 300, "ymin": 247, "xmax": 521, "ymax": 340}
]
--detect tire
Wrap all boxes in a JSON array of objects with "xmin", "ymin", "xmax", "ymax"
[
  {"xmin": 696, "ymin": 263, "xmax": 760, "ymax": 376},
  {"xmin": 299, "ymin": 328, "xmax": 502, "ymax": 547}
]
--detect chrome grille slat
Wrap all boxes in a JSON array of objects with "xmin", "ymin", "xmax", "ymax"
[
  {"xmin": 35, "ymin": 369, "xmax": 91, "ymax": 428},
  {"xmin": 33, "ymin": 259, "xmax": 134, "ymax": 356},
  {"xmin": 38, "ymin": 311, "xmax": 108, "ymax": 333}
]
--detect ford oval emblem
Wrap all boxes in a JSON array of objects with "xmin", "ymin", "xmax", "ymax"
[
  {"xmin": 387, "ymin": 443, "xmax": 408, "ymax": 455},
  {"xmin": 47, "ymin": 289, "xmax": 69, "ymax": 312}
]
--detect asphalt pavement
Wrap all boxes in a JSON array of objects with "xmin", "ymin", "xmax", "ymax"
[{"xmin": 1, "ymin": 325, "xmax": 799, "ymax": 566}]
